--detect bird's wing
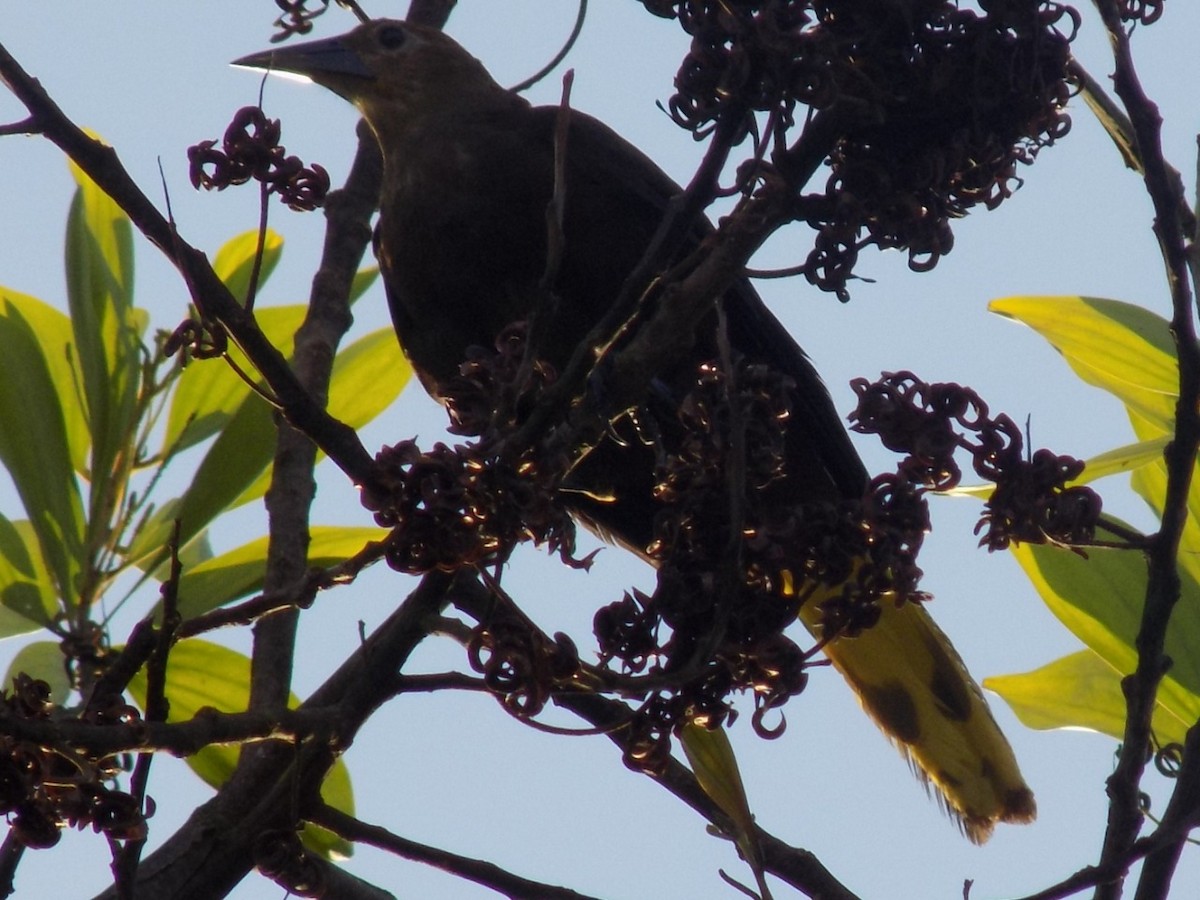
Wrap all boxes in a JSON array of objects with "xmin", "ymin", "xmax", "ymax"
[{"xmin": 533, "ymin": 107, "xmax": 1034, "ymax": 840}]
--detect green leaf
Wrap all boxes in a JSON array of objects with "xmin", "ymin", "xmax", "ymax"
[
  {"xmin": 172, "ymin": 526, "xmax": 387, "ymax": 619},
  {"xmin": 679, "ymin": 722, "xmax": 765, "ymax": 890},
  {"xmin": 1121, "ymin": 409, "xmax": 1200, "ymax": 591},
  {"xmin": 0, "ymin": 515, "xmax": 59, "ymax": 634},
  {"xmin": 125, "ymin": 639, "xmax": 353, "ymax": 859},
  {"xmin": 165, "ymin": 305, "xmax": 305, "ymax": 455},
  {"xmin": 0, "ymin": 298, "xmax": 86, "ymax": 602},
  {"xmin": 1074, "ymin": 436, "xmax": 1169, "ymax": 485},
  {"xmin": 211, "ymin": 229, "xmax": 284, "ymax": 305},
  {"xmin": 944, "ymin": 436, "xmax": 1169, "ymax": 500},
  {"xmin": 64, "ymin": 161, "xmax": 144, "ymax": 532},
  {"xmin": 229, "ymin": 326, "xmax": 409, "ymax": 509},
  {"xmin": 302, "ymin": 760, "xmax": 354, "ymax": 861},
  {"xmin": 989, "ymin": 296, "xmax": 1177, "ymax": 431},
  {"xmin": 133, "ymin": 388, "xmax": 277, "ymax": 573},
  {"xmin": 327, "ymin": 328, "xmax": 410, "ymax": 426},
  {"xmin": 985, "ymin": 649, "xmax": 1190, "ymax": 745},
  {"xmin": 2, "ymin": 641, "xmax": 72, "ymax": 704},
  {"xmin": 0, "ymin": 289, "xmax": 89, "ymax": 473},
  {"xmin": 348, "ymin": 266, "xmax": 379, "ymax": 304},
  {"xmin": 1010, "ymin": 538, "xmax": 1200, "ymax": 726}
]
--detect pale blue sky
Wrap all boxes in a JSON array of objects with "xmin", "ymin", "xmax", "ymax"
[{"xmin": 2, "ymin": 3, "xmax": 1199, "ymax": 898}]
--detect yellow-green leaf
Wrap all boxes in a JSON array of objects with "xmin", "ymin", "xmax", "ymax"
[
  {"xmin": 0, "ymin": 289, "xmax": 89, "ymax": 472},
  {"xmin": 65, "ymin": 161, "xmax": 143, "ymax": 533},
  {"xmin": 2, "ymin": 641, "xmax": 72, "ymax": 703},
  {"xmin": 0, "ymin": 515, "xmax": 58, "ymax": 635},
  {"xmin": 348, "ymin": 266, "xmax": 379, "ymax": 304},
  {"xmin": 679, "ymin": 721, "xmax": 764, "ymax": 888},
  {"xmin": 1010, "ymin": 538, "xmax": 1200, "ymax": 726},
  {"xmin": 230, "ymin": 326, "xmax": 410, "ymax": 509},
  {"xmin": 125, "ymin": 639, "xmax": 353, "ymax": 859},
  {"xmin": 986, "ymin": 649, "xmax": 1189, "ymax": 745},
  {"xmin": 172, "ymin": 526, "xmax": 388, "ymax": 619},
  {"xmin": 211, "ymin": 229, "xmax": 284, "ymax": 305},
  {"xmin": 990, "ymin": 296, "xmax": 1177, "ymax": 431},
  {"xmin": 944, "ymin": 436, "xmax": 1169, "ymax": 500},
  {"xmin": 0, "ymin": 299, "xmax": 86, "ymax": 601},
  {"xmin": 165, "ymin": 304, "xmax": 305, "ymax": 455}
]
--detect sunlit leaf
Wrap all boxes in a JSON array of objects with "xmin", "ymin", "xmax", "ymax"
[
  {"xmin": 1124, "ymin": 409, "xmax": 1200, "ymax": 591},
  {"xmin": 985, "ymin": 649, "xmax": 1189, "ymax": 745},
  {"xmin": 230, "ymin": 326, "xmax": 409, "ymax": 508},
  {"xmin": 1009, "ymin": 538, "xmax": 1200, "ymax": 727},
  {"xmin": 348, "ymin": 266, "xmax": 379, "ymax": 304},
  {"xmin": 65, "ymin": 161, "xmax": 143, "ymax": 536},
  {"xmin": 165, "ymin": 305, "xmax": 305, "ymax": 455},
  {"xmin": 0, "ymin": 289, "xmax": 89, "ymax": 472},
  {"xmin": 679, "ymin": 722, "xmax": 765, "ymax": 889},
  {"xmin": 211, "ymin": 228, "xmax": 284, "ymax": 305},
  {"xmin": 0, "ymin": 515, "xmax": 58, "ymax": 634},
  {"xmin": 0, "ymin": 299, "xmax": 86, "ymax": 602},
  {"xmin": 172, "ymin": 526, "xmax": 387, "ymax": 619},
  {"xmin": 680, "ymin": 723, "xmax": 756, "ymax": 839},
  {"xmin": 125, "ymin": 639, "xmax": 353, "ymax": 858},
  {"xmin": 990, "ymin": 296, "xmax": 1177, "ymax": 431},
  {"xmin": 944, "ymin": 436, "xmax": 1168, "ymax": 500},
  {"xmin": 147, "ymin": 389, "xmax": 276, "ymax": 567},
  {"xmin": 2, "ymin": 641, "xmax": 71, "ymax": 703}
]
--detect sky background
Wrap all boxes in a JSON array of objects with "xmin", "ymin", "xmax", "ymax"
[{"xmin": 2, "ymin": 2, "xmax": 1200, "ymax": 898}]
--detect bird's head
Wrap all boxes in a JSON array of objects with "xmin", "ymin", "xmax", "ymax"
[{"xmin": 233, "ymin": 20, "xmax": 518, "ymax": 146}]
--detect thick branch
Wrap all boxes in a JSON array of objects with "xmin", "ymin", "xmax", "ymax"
[
  {"xmin": 92, "ymin": 571, "xmax": 457, "ymax": 900},
  {"xmin": 241, "ymin": 116, "xmax": 381, "ymax": 773}
]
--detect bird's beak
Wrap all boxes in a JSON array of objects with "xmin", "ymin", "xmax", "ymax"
[{"xmin": 232, "ymin": 35, "xmax": 373, "ymax": 84}]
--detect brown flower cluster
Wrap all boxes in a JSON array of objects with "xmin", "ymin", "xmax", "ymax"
[
  {"xmin": 468, "ymin": 620, "xmax": 582, "ymax": 720},
  {"xmin": 0, "ymin": 675, "xmax": 146, "ymax": 850},
  {"xmin": 385, "ymin": 336, "xmax": 946, "ymax": 772},
  {"xmin": 188, "ymin": 106, "xmax": 329, "ymax": 211},
  {"xmin": 849, "ymin": 370, "xmax": 1101, "ymax": 550},
  {"xmin": 363, "ymin": 326, "xmax": 588, "ymax": 576},
  {"xmin": 590, "ymin": 359, "xmax": 930, "ymax": 772},
  {"xmin": 1117, "ymin": 0, "xmax": 1162, "ymax": 25},
  {"xmin": 641, "ymin": 1, "xmax": 1076, "ymax": 297},
  {"xmin": 269, "ymin": 0, "xmax": 368, "ymax": 42},
  {"xmin": 255, "ymin": 828, "xmax": 325, "ymax": 897}
]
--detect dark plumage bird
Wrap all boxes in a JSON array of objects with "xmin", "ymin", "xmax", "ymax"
[{"xmin": 235, "ymin": 18, "xmax": 1034, "ymax": 842}]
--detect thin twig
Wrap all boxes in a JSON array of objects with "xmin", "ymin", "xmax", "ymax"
[
  {"xmin": 310, "ymin": 803, "xmax": 602, "ymax": 899},
  {"xmin": 508, "ymin": 0, "xmax": 588, "ymax": 93}
]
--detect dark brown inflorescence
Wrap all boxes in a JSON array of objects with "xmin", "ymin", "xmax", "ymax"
[
  {"xmin": 0, "ymin": 675, "xmax": 146, "ymax": 850},
  {"xmin": 641, "ymin": 1, "xmax": 1077, "ymax": 297},
  {"xmin": 850, "ymin": 370, "xmax": 1102, "ymax": 551},
  {"xmin": 363, "ymin": 325, "xmax": 588, "ymax": 577},
  {"xmin": 591, "ymin": 357, "xmax": 939, "ymax": 770},
  {"xmin": 188, "ymin": 106, "xmax": 329, "ymax": 211},
  {"xmin": 362, "ymin": 326, "xmax": 940, "ymax": 771},
  {"xmin": 1116, "ymin": 0, "xmax": 1163, "ymax": 25}
]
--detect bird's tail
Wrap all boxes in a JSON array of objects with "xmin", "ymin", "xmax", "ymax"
[{"xmin": 797, "ymin": 584, "xmax": 1036, "ymax": 843}]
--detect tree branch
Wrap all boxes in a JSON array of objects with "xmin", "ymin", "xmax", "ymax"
[
  {"xmin": 91, "ymin": 571, "xmax": 458, "ymax": 899},
  {"xmin": 310, "ymin": 803, "xmax": 602, "ymax": 900},
  {"xmin": 1088, "ymin": 4, "xmax": 1200, "ymax": 898}
]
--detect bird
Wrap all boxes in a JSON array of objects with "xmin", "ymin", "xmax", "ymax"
[{"xmin": 234, "ymin": 18, "xmax": 1035, "ymax": 843}]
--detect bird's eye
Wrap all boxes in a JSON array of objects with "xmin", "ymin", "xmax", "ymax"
[{"xmin": 377, "ymin": 25, "xmax": 407, "ymax": 50}]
